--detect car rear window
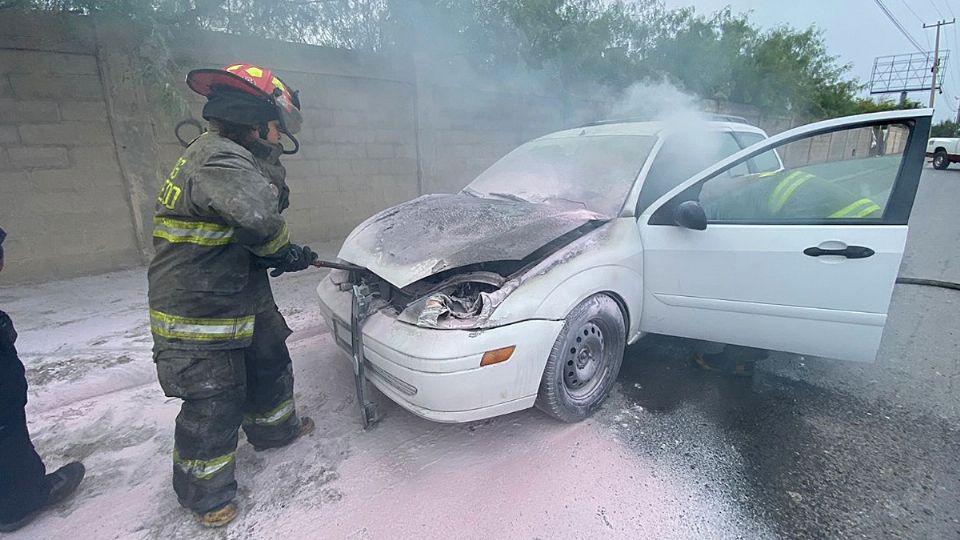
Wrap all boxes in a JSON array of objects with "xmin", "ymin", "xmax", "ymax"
[{"xmin": 737, "ymin": 132, "xmax": 781, "ymax": 173}]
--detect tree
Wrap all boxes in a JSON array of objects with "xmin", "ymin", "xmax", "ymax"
[
  {"xmin": 931, "ymin": 120, "xmax": 960, "ymax": 137},
  {"xmin": 1, "ymin": 0, "xmax": 388, "ymax": 47},
  {"xmin": 641, "ymin": 9, "xmax": 885, "ymax": 118},
  {"xmin": 4, "ymin": 0, "xmax": 905, "ymax": 119}
]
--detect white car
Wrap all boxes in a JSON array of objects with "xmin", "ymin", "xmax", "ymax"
[
  {"xmin": 317, "ymin": 109, "xmax": 932, "ymax": 423},
  {"xmin": 926, "ymin": 136, "xmax": 960, "ymax": 169}
]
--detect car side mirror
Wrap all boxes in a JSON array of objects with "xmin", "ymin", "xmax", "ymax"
[{"xmin": 674, "ymin": 200, "xmax": 707, "ymax": 230}]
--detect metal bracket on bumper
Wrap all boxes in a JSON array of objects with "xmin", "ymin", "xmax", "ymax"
[{"xmin": 351, "ymin": 284, "xmax": 382, "ymax": 428}]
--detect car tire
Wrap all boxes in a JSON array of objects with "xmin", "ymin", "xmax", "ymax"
[
  {"xmin": 934, "ymin": 150, "xmax": 950, "ymax": 170},
  {"xmin": 535, "ymin": 294, "xmax": 626, "ymax": 423}
]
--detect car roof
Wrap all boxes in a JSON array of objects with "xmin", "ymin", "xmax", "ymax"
[{"xmin": 540, "ymin": 120, "xmax": 767, "ymax": 140}]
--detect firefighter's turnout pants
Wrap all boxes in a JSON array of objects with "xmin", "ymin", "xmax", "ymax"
[{"xmin": 155, "ymin": 306, "xmax": 300, "ymax": 513}]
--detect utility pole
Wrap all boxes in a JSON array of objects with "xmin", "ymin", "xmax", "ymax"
[
  {"xmin": 925, "ymin": 18, "xmax": 956, "ymax": 109},
  {"xmin": 956, "ymin": 97, "xmax": 960, "ymax": 123}
]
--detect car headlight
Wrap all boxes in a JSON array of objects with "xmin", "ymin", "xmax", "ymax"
[
  {"xmin": 327, "ymin": 269, "xmax": 352, "ymax": 291},
  {"xmin": 397, "ymin": 277, "xmax": 520, "ymax": 329}
]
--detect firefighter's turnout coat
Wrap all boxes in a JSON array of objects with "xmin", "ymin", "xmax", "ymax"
[{"xmin": 148, "ymin": 132, "xmax": 291, "ymax": 351}]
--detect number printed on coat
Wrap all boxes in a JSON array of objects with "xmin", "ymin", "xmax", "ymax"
[{"xmin": 158, "ymin": 158, "xmax": 187, "ymax": 209}]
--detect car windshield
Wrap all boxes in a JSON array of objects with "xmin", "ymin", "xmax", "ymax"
[{"xmin": 465, "ymin": 134, "xmax": 658, "ymax": 216}]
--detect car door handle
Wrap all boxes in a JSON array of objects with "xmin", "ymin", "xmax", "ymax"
[{"xmin": 803, "ymin": 246, "xmax": 875, "ymax": 259}]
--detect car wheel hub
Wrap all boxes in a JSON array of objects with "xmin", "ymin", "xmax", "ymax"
[{"xmin": 563, "ymin": 322, "xmax": 605, "ymax": 397}]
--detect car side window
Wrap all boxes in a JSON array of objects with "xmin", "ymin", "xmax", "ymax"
[
  {"xmin": 735, "ymin": 132, "xmax": 782, "ymax": 173},
  {"xmin": 698, "ymin": 123, "xmax": 911, "ymax": 223},
  {"xmin": 637, "ymin": 132, "xmax": 745, "ymax": 215}
]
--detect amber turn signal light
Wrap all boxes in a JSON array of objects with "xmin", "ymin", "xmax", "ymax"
[{"xmin": 480, "ymin": 346, "xmax": 516, "ymax": 367}]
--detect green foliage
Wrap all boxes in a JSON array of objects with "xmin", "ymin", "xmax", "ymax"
[
  {"xmin": 1, "ymin": 0, "xmax": 387, "ymax": 47},
  {"xmin": 849, "ymin": 96, "xmax": 922, "ymax": 113},
  {"xmin": 931, "ymin": 120, "xmax": 960, "ymax": 137},
  {"xmin": 4, "ymin": 0, "xmax": 917, "ymax": 118},
  {"xmin": 376, "ymin": 0, "xmax": 659, "ymax": 91}
]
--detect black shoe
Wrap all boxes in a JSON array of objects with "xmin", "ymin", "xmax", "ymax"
[
  {"xmin": 0, "ymin": 513, "xmax": 37, "ymax": 533},
  {"xmin": 46, "ymin": 462, "xmax": 85, "ymax": 506},
  {"xmin": 0, "ymin": 462, "xmax": 85, "ymax": 532}
]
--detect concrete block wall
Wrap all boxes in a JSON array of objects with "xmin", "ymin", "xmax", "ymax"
[
  {"xmin": 278, "ymin": 74, "xmax": 418, "ymax": 242},
  {"xmin": 0, "ymin": 15, "xmax": 141, "ymax": 284}
]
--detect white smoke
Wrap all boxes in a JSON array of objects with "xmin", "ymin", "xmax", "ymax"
[
  {"xmin": 608, "ymin": 80, "xmax": 703, "ymax": 122},
  {"xmin": 602, "ymin": 80, "xmax": 725, "ymax": 202}
]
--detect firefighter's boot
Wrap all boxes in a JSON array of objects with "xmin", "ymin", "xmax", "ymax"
[
  {"xmin": 198, "ymin": 502, "xmax": 237, "ymax": 528},
  {"xmin": 692, "ymin": 352, "xmax": 756, "ymax": 377},
  {"xmin": 252, "ymin": 416, "xmax": 315, "ymax": 452}
]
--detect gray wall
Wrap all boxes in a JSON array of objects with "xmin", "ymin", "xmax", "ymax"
[
  {"xmin": 0, "ymin": 15, "xmax": 142, "ymax": 283},
  {"xmin": 0, "ymin": 11, "xmax": 801, "ymax": 285}
]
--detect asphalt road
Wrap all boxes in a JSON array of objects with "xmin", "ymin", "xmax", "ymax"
[{"xmin": 603, "ymin": 167, "xmax": 960, "ymax": 539}]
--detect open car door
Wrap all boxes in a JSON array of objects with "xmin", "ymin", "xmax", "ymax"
[{"xmin": 637, "ymin": 109, "xmax": 932, "ymax": 362}]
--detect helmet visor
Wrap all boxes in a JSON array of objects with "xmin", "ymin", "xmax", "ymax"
[{"xmin": 275, "ymin": 93, "xmax": 302, "ymax": 135}]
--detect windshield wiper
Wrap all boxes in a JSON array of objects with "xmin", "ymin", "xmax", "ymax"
[
  {"xmin": 488, "ymin": 192, "xmax": 530, "ymax": 203},
  {"xmin": 461, "ymin": 186, "xmax": 483, "ymax": 198},
  {"xmin": 543, "ymin": 196, "xmax": 587, "ymax": 209}
]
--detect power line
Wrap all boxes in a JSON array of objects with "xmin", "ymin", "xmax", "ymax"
[
  {"xmin": 875, "ymin": 0, "xmax": 928, "ymax": 53},
  {"xmin": 897, "ymin": 0, "xmax": 934, "ymax": 47},
  {"xmin": 940, "ymin": 32, "xmax": 960, "ymax": 118},
  {"xmin": 950, "ymin": 10, "xmax": 960, "ymax": 93},
  {"xmin": 899, "ymin": 0, "xmax": 926, "ymax": 25},
  {"xmin": 947, "ymin": 57, "xmax": 960, "ymax": 94},
  {"xmin": 939, "ymin": 0, "xmax": 955, "ymax": 18},
  {"xmin": 929, "ymin": 0, "xmax": 945, "ymax": 18},
  {"xmin": 944, "ymin": 20, "xmax": 960, "ymax": 90}
]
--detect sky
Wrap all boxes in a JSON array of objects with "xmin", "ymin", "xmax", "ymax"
[{"xmin": 659, "ymin": 0, "xmax": 960, "ymax": 121}]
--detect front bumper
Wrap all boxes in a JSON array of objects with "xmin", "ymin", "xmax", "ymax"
[{"xmin": 316, "ymin": 276, "xmax": 564, "ymax": 423}]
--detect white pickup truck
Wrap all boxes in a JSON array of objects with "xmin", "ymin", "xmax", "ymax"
[{"xmin": 926, "ymin": 137, "xmax": 960, "ymax": 169}]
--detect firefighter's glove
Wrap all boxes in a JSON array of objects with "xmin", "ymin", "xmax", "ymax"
[{"xmin": 269, "ymin": 244, "xmax": 318, "ymax": 277}]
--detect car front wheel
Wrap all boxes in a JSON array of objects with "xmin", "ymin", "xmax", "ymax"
[
  {"xmin": 934, "ymin": 150, "xmax": 950, "ymax": 170},
  {"xmin": 535, "ymin": 294, "xmax": 626, "ymax": 422}
]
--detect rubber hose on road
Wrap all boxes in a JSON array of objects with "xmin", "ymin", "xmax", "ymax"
[{"xmin": 896, "ymin": 277, "xmax": 960, "ymax": 291}]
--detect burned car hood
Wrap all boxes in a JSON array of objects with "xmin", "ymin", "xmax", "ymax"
[{"xmin": 338, "ymin": 194, "xmax": 607, "ymax": 288}]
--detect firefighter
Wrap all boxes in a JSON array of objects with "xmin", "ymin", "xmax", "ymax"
[
  {"xmin": 704, "ymin": 167, "xmax": 883, "ymax": 222},
  {"xmin": 695, "ymin": 166, "xmax": 883, "ymax": 375},
  {"xmin": 149, "ymin": 64, "xmax": 317, "ymax": 527},
  {"xmin": 759, "ymin": 168, "xmax": 882, "ymax": 219},
  {"xmin": 0, "ymin": 227, "xmax": 86, "ymax": 532}
]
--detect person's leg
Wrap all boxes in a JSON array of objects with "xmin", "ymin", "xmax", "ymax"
[
  {"xmin": 0, "ymin": 408, "xmax": 49, "ymax": 526},
  {"xmin": 241, "ymin": 306, "xmax": 311, "ymax": 449},
  {"xmin": 0, "ymin": 312, "xmax": 84, "ymax": 532},
  {"xmin": 0, "ymin": 313, "xmax": 51, "ymax": 526},
  {"xmin": 693, "ymin": 344, "xmax": 767, "ymax": 376},
  {"xmin": 155, "ymin": 350, "xmax": 246, "ymax": 521}
]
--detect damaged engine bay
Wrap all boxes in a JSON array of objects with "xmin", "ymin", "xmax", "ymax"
[{"xmin": 329, "ymin": 193, "xmax": 610, "ymax": 330}]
